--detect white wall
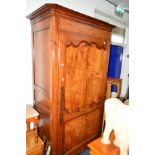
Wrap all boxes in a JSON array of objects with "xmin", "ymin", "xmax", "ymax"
[
  {"xmin": 94, "ymin": 0, "xmax": 129, "ymax": 28},
  {"xmin": 120, "ymin": 28, "xmax": 129, "ymax": 97},
  {"xmin": 26, "ymin": 19, "xmax": 33, "ymax": 105},
  {"xmin": 26, "ymin": 0, "xmax": 129, "ymax": 103},
  {"xmin": 110, "ymin": 26, "xmax": 129, "ymax": 97},
  {"xmin": 93, "ymin": 0, "xmax": 129, "ymax": 98},
  {"xmin": 26, "ymin": 0, "xmax": 96, "ymax": 16},
  {"xmin": 111, "ymin": 26, "xmax": 125, "ymax": 44}
]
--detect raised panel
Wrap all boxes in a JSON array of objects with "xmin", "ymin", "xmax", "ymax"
[
  {"xmin": 86, "ymin": 45, "xmax": 106, "ymax": 105},
  {"xmin": 33, "ymin": 28, "xmax": 50, "ymax": 93},
  {"xmin": 64, "ymin": 116, "xmax": 85, "ymax": 152},
  {"xmin": 64, "ymin": 39, "xmax": 107, "ymax": 112},
  {"xmin": 65, "ymin": 42, "xmax": 88, "ymax": 113},
  {"xmin": 85, "ymin": 109, "xmax": 101, "ymax": 139},
  {"xmin": 64, "ymin": 109, "xmax": 101, "ymax": 153}
]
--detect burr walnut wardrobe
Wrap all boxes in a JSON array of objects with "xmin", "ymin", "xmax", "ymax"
[{"xmin": 27, "ymin": 4, "xmax": 114, "ymax": 155}]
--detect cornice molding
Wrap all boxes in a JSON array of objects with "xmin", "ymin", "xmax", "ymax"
[{"xmin": 27, "ymin": 4, "xmax": 115, "ymax": 32}]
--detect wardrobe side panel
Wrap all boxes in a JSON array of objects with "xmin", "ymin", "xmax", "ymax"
[{"xmin": 32, "ymin": 17, "xmax": 51, "ymax": 143}]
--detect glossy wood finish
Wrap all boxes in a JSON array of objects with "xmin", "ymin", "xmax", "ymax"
[
  {"xmin": 27, "ymin": 130, "xmax": 44, "ymax": 155},
  {"xmin": 27, "ymin": 4, "xmax": 114, "ymax": 155},
  {"xmin": 88, "ymin": 131, "xmax": 120, "ymax": 155}
]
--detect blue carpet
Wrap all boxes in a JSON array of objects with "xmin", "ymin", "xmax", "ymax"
[{"xmin": 80, "ymin": 148, "xmax": 90, "ymax": 155}]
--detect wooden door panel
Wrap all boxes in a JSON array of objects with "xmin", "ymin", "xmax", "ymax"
[
  {"xmin": 65, "ymin": 43, "xmax": 88, "ymax": 113},
  {"xmin": 64, "ymin": 109, "xmax": 101, "ymax": 153},
  {"xmin": 86, "ymin": 45, "xmax": 106, "ymax": 105},
  {"xmin": 85, "ymin": 109, "xmax": 101, "ymax": 139},
  {"xmin": 64, "ymin": 39, "xmax": 107, "ymax": 113},
  {"xmin": 64, "ymin": 115, "xmax": 85, "ymax": 152},
  {"xmin": 59, "ymin": 31, "xmax": 109, "ymax": 154}
]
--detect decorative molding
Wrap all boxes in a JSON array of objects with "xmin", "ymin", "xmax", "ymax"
[
  {"xmin": 66, "ymin": 40, "xmax": 108, "ymax": 50},
  {"xmin": 27, "ymin": 4, "xmax": 114, "ymax": 31}
]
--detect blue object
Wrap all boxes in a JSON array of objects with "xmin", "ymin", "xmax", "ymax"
[
  {"xmin": 80, "ymin": 148, "xmax": 90, "ymax": 155},
  {"xmin": 108, "ymin": 45, "xmax": 123, "ymax": 92}
]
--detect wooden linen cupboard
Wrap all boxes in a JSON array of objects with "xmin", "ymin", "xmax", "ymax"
[{"xmin": 27, "ymin": 4, "xmax": 114, "ymax": 155}]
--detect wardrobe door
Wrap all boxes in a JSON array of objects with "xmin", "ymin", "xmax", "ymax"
[{"xmin": 58, "ymin": 30, "xmax": 110, "ymax": 154}]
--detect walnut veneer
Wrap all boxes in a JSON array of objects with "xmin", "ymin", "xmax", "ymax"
[{"xmin": 27, "ymin": 4, "xmax": 114, "ymax": 155}]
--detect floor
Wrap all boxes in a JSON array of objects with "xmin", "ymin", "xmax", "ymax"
[{"xmin": 80, "ymin": 148, "xmax": 90, "ymax": 155}]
